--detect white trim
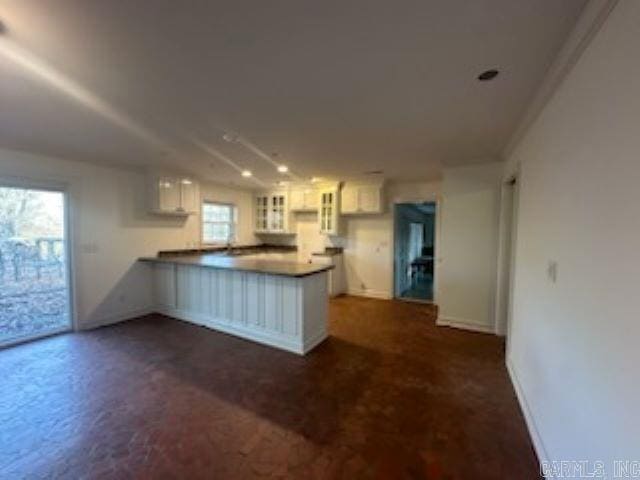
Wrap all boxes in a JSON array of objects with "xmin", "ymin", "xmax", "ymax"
[
  {"xmin": 347, "ymin": 288, "xmax": 392, "ymax": 300},
  {"xmin": 157, "ymin": 306, "xmax": 317, "ymax": 355},
  {"xmin": 507, "ymin": 358, "xmax": 550, "ymax": 477},
  {"xmin": 82, "ymin": 307, "xmax": 155, "ymax": 330},
  {"xmin": 302, "ymin": 328, "xmax": 329, "ymax": 354},
  {"xmin": 503, "ymin": 0, "xmax": 619, "ymax": 159},
  {"xmin": 433, "ymin": 198, "xmax": 442, "ymax": 304},
  {"xmin": 0, "ymin": 178, "xmax": 76, "ymax": 339},
  {"xmin": 494, "ymin": 173, "xmax": 520, "ymax": 338},
  {"xmin": 0, "ymin": 325, "xmax": 71, "ymax": 350},
  {"xmin": 436, "ymin": 316, "xmax": 495, "ymax": 334},
  {"xmin": 390, "ymin": 196, "xmax": 441, "ymax": 303},
  {"xmin": 201, "ymin": 200, "xmax": 238, "ymax": 245}
]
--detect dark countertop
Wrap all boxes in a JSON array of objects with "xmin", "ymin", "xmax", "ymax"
[
  {"xmin": 158, "ymin": 244, "xmax": 297, "ymax": 257},
  {"xmin": 311, "ymin": 247, "xmax": 344, "ymax": 257},
  {"xmin": 140, "ymin": 254, "xmax": 333, "ymax": 277}
]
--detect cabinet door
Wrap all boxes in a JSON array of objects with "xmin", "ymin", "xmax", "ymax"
[
  {"xmin": 340, "ymin": 187, "xmax": 359, "ymax": 214},
  {"xmin": 270, "ymin": 194, "xmax": 286, "ymax": 231},
  {"xmin": 158, "ymin": 177, "xmax": 181, "ymax": 212},
  {"xmin": 319, "ymin": 190, "xmax": 338, "ymax": 234},
  {"xmin": 358, "ymin": 185, "xmax": 381, "ymax": 213},
  {"xmin": 255, "ymin": 196, "xmax": 269, "ymax": 232},
  {"xmin": 179, "ymin": 180, "xmax": 198, "ymax": 213}
]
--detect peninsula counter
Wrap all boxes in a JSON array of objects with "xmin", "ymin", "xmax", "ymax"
[{"xmin": 140, "ymin": 255, "xmax": 333, "ymax": 354}]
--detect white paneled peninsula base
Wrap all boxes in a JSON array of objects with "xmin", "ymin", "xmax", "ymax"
[{"xmin": 140, "ymin": 255, "xmax": 333, "ymax": 355}]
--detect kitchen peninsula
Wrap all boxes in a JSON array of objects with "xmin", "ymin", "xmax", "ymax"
[{"xmin": 140, "ymin": 249, "xmax": 333, "ymax": 355}]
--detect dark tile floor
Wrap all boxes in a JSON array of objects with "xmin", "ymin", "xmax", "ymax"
[{"xmin": 0, "ymin": 296, "xmax": 539, "ymax": 479}]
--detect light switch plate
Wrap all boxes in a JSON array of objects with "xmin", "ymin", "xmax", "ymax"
[{"xmin": 547, "ymin": 261, "xmax": 558, "ymax": 283}]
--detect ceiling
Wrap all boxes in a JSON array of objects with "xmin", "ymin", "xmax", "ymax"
[{"xmin": 0, "ymin": 0, "xmax": 586, "ymax": 188}]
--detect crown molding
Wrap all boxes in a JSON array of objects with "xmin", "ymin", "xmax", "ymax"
[{"xmin": 502, "ymin": 0, "xmax": 620, "ymax": 158}]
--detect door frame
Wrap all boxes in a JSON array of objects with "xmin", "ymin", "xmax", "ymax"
[
  {"xmin": 494, "ymin": 172, "xmax": 520, "ymax": 352},
  {"xmin": 391, "ymin": 197, "xmax": 441, "ymax": 305},
  {"xmin": 0, "ymin": 177, "xmax": 76, "ymax": 348}
]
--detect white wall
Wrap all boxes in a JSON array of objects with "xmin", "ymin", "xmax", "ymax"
[
  {"xmin": 438, "ymin": 163, "xmax": 502, "ymax": 332},
  {"xmin": 342, "ymin": 181, "xmax": 440, "ymax": 299},
  {"xmin": 505, "ymin": 0, "xmax": 640, "ymax": 470},
  {"xmin": 0, "ymin": 148, "xmax": 254, "ymax": 329}
]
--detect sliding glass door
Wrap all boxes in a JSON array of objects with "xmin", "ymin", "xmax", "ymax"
[{"xmin": 0, "ymin": 185, "xmax": 71, "ymax": 347}]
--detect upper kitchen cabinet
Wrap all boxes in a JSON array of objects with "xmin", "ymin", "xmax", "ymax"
[
  {"xmin": 254, "ymin": 190, "xmax": 294, "ymax": 234},
  {"xmin": 340, "ymin": 181, "xmax": 384, "ymax": 215},
  {"xmin": 148, "ymin": 174, "xmax": 199, "ymax": 216},
  {"xmin": 255, "ymin": 194, "xmax": 269, "ymax": 233},
  {"xmin": 290, "ymin": 186, "xmax": 318, "ymax": 212},
  {"xmin": 318, "ymin": 183, "xmax": 341, "ymax": 236}
]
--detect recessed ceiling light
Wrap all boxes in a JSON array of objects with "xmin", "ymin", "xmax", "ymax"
[
  {"xmin": 277, "ymin": 165, "xmax": 289, "ymax": 173},
  {"xmin": 181, "ymin": 179, "xmax": 193, "ymax": 185},
  {"xmin": 223, "ymin": 133, "xmax": 239, "ymax": 143},
  {"xmin": 241, "ymin": 170, "xmax": 252, "ymax": 178},
  {"xmin": 310, "ymin": 177, "xmax": 321, "ymax": 183},
  {"xmin": 477, "ymin": 69, "xmax": 499, "ymax": 81}
]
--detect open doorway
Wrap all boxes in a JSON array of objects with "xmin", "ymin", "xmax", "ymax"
[
  {"xmin": 0, "ymin": 184, "xmax": 72, "ymax": 348},
  {"xmin": 496, "ymin": 176, "xmax": 519, "ymax": 351},
  {"xmin": 394, "ymin": 202, "xmax": 436, "ymax": 302}
]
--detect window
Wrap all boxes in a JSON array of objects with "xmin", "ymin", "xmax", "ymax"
[{"xmin": 202, "ymin": 202, "xmax": 236, "ymax": 244}]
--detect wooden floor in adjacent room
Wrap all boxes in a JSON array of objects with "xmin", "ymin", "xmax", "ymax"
[{"xmin": 0, "ymin": 296, "xmax": 539, "ymax": 479}]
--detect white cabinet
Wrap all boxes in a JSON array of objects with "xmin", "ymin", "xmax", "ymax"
[
  {"xmin": 149, "ymin": 175, "xmax": 199, "ymax": 216},
  {"xmin": 290, "ymin": 187, "xmax": 318, "ymax": 212},
  {"xmin": 255, "ymin": 195, "xmax": 269, "ymax": 233},
  {"xmin": 157, "ymin": 177, "xmax": 181, "ymax": 213},
  {"xmin": 269, "ymin": 192, "xmax": 288, "ymax": 232},
  {"xmin": 310, "ymin": 254, "xmax": 346, "ymax": 297},
  {"xmin": 255, "ymin": 190, "xmax": 293, "ymax": 234},
  {"xmin": 318, "ymin": 186, "xmax": 340, "ymax": 235},
  {"xmin": 179, "ymin": 180, "xmax": 199, "ymax": 214},
  {"xmin": 340, "ymin": 186, "xmax": 358, "ymax": 214},
  {"xmin": 340, "ymin": 182, "xmax": 384, "ymax": 215}
]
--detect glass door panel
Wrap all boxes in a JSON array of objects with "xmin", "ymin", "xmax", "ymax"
[{"xmin": 0, "ymin": 185, "xmax": 71, "ymax": 347}]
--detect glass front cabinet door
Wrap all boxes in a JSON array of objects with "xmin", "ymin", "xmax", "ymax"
[
  {"xmin": 255, "ymin": 192, "xmax": 289, "ymax": 233},
  {"xmin": 319, "ymin": 188, "xmax": 339, "ymax": 235},
  {"xmin": 255, "ymin": 195, "xmax": 269, "ymax": 232},
  {"xmin": 270, "ymin": 194, "xmax": 286, "ymax": 232}
]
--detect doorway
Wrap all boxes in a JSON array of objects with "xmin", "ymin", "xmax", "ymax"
[
  {"xmin": 394, "ymin": 202, "xmax": 436, "ymax": 302},
  {"xmin": 496, "ymin": 176, "xmax": 519, "ymax": 351},
  {"xmin": 0, "ymin": 184, "xmax": 72, "ymax": 347}
]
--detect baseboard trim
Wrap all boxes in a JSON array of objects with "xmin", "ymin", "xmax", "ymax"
[
  {"xmin": 507, "ymin": 357, "xmax": 550, "ymax": 478},
  {"xmin": 157, "ymin": 306, "xmax": 310, "ymax": 355},
  {"xmin": 436, "ymin": 316, "xmax": 495, "ymax": 334},
  {"xmin": 347, "ymin": 288, "xmax": 392, "ymax": 300},
  {"xmin": 303, "ymin": 329, "xmax": 329, "ymax": 354},
  {"xmin": 82, "ymin": 307, "xmax": 154, "ymax": 330}
]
